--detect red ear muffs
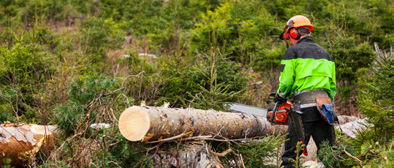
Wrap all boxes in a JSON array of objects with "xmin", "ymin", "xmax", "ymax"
[
  {"xmin": 288, "ymin": 27, "xmax": 301, "ymax": 40},
  {"xmin": 279, "ymin": 20, "xmax": 301, "ymax": 40},
  {"xmin": 287, "ymin": 20, "xmax": 301, "ymax": 40}
]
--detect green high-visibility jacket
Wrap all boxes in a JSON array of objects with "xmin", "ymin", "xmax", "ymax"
[{"xmin": 277, "ymin": 36, "xmax": 336, "ymax": 100}]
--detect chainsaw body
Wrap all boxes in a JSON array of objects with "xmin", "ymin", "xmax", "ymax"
[
  {"xmin": 267, "ymin": 101, "xmax": 292, "ymax": 125},
  {"xmin": 266, "ymin": 93, "xmax": 291, "ymax": 125}
]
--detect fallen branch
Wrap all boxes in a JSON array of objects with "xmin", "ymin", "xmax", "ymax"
[
  {"xmin": 146, "ymin": 131, "xmax": 193, "ymax": 143},
  {"xmin": 342, "ymin": 149, "xmax": 363, "ymax": 167},
  {"xmin": 240, "ymin": 154, "xmax": 246, "ymax": 168},
  {"xmin": 212, "ymin": 148, "xmax": 233, "ymax": 157}
]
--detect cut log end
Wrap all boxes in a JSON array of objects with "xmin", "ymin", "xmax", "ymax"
[
  {"xmin": 30, "ymin": 125, "xmax": 56, "ymax": 135},
  {"xmin": 119, "ymin": 106, "xmax": 151, "ymax": 141}
]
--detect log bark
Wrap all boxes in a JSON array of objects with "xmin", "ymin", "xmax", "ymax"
[
  {"xmin": 119, "ymin": 106, "xmax": 286, "ymax": 142},
  {"xmin": 0, "ymin": 123, "xmax": 56, "ymax": 167}
]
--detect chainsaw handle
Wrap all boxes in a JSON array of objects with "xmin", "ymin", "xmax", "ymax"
[
  {"xmin": 266, "ymin": 92, "xmax": 276, "ymax": 104},
  {"xmin": 270, "ymin": 101, "xmax": 279, "ymax": 124}
]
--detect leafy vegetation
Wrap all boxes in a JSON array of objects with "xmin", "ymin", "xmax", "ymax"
[
  {"xmin": 318, "ymin": 45, "xmax": 393, "ymax": 167},
  {"xmin": 0, "ymin": 0, "xmax": 392, "ymax": 167}
]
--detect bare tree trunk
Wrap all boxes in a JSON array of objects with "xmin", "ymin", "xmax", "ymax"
[
  {"xmin": 0, "ymin": 124, "xmax": 56, "ymax": 167},
  {"xmin": 119, "ymin": 106, "xmax": 286, "ymax": 142}
]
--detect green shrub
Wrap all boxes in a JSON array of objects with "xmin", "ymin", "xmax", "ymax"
[
  {"xmin": 253, "ymin": 46, "xmax": 285, "ymax": 72},
  {"xmin": 0, "ymin": 41, "xmax": 53, "ymax": 120},
  {"xmin": 54, "ymin": 75, "xmax": 121, "ymax": 136},
  {"xmin": 0, "ymin": 87, "xmax": 18, "ymax": 122},
  {"xmin": 79, "ymin": 17, "xmax": 124, "ymax": 62},
  {"xmin": 356, "ymin": 45, "xmax": 392, "ymax": 143},
  {"xmin": 319, "ymin": 45, "xmax": 393, "ymax": 167},
  {"xmin": 182, "ymin": 52, "xmax": 249, "ymax": 110},
  {"xmin": 235, "ymin": 136, "xmax": 284, "ymax": 167},
  {"xmin": 0, "ymin": 43, "xmax": 47, "ymax": 84},
  {"xmin": 213, "ymin": 135, "xmax": 284, "ymax": 168},
  {"xmin": 190, "ymin": 2, "xmax": 280, "ymax": 69},
  {"xmin": 328, "ymin": 39, "xmax": 376, "ymax": 85}
]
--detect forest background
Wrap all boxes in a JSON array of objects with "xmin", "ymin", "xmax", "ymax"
[{"xmin": 0, "ymin": 0, "xmax": 392, "ymax": 167}]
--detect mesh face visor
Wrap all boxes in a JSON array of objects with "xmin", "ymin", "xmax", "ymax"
[{"xmin": 279, "ymin": 25, "xmax": 289, "ymax": 40}]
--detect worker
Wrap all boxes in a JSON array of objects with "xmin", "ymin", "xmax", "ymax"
[{"xmin": 275, "ymin": 15, "xmax": 337, "ymax": 167}]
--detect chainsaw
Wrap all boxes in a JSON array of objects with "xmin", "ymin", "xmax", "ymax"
[
  {"xmin": 266, "ymin": 93, "xmax": 308, "ymax": 156},
  {"xmin": 266, "ymin": 92, "xmax": 291, "ymax": 125},
  {"xmin": 226, "ymin": 92, "xmax": 291, "ymax": 125}
]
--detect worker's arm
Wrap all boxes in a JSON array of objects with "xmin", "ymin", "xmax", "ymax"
[{"xmin": 277, "ymin": 48, "xmax": 296, "ymax": 98}]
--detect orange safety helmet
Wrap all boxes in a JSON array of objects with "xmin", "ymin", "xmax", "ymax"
[{"xmin": 279, "ymin": 15, "xmax": 314, "ymax": 40}]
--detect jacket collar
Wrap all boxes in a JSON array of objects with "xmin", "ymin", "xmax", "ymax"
[{"xmin": 297, "ymin": 36, "xmax": 314, "ymax": 44}]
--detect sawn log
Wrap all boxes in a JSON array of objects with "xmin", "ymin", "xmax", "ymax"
[
  {"xmin": 119, "ymin": 106, "xmax": 286, "ymax": 142},
  {"xmin": 0, "ymin": 123, "xmax": 56, "ymax": 167}
]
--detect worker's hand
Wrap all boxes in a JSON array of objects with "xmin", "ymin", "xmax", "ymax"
[{"xmin": 274, "ymin": 93, "xmax": 286, "ymax": 104}]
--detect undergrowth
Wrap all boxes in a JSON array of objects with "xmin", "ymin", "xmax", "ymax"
[{"xmin": 0, "ymin": 0, "xmax": 392, "ymax": 167}]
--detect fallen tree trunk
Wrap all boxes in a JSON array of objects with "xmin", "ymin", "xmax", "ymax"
[
  {"xmin": 119, "ymin": 106, "xmax": 368, "ymax": 167},
  {"xmin": 119, "ymin": 106, "xmax": 286, "ymax": 142},
  {"xmin": 0, "ymin": 123, "xmax": 56, "ymax": 167}
]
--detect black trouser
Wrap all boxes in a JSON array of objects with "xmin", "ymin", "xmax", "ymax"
[{"xmin": 280, "ymin": 108, "xmax": 336, "ymax": 168}]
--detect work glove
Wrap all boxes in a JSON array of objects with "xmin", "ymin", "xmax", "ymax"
[{"xmin": 274, "ymin": 93, "xmax": 286, "ymax": 104}]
